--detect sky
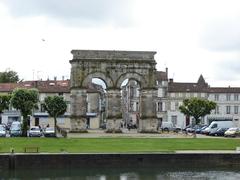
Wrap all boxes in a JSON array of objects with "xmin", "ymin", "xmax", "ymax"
[{"xmin": 0, "ymin": 0, "xmax": 240, "ymax": 87}]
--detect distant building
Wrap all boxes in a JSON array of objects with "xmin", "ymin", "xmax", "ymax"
[
  {"xmin": 156, "ymin": 69, "xmax": 169, "ymax": 126},
  {"xmin": 207, "ymin": 87, "xmax": 240, "ymax": 127},
  {"xmin": 167, "ymin": 75, "xmax": 209, "ymax": 127},
  {"xmin": 0, "ymin": 79, "xmax": 105, "ymax": 130},
  {"xmin": 122, "ymin": 70, "xmax": 240, "ymax": 129}
]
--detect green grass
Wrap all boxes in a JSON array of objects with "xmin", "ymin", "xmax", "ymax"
[{"xmin": 0, "ymin": 138, "xmax": 240, "ymax": 153}]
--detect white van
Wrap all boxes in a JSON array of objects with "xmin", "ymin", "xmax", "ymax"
[
  {"xmin": 161, "ymin": 121, "xmax": 173, "ymax": 131},
  {"xmin": 207, "ymin": 121, "xmax": 234, "ymax": 134}
]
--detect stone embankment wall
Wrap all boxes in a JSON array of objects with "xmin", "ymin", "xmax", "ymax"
[{"xmin": 1, "ymin": 153, "xmax": 240, "ymax": 170}]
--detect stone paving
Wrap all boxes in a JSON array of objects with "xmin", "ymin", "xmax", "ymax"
[{"xmin": 67, "ymin": 129, "xmax": 226, "ymax": 139}]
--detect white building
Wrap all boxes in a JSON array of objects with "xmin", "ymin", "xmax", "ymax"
[
  {"xmin": 123, "ymin": 71, "xmax": 240, "ymax": 129},
  {"xmin": 0, "ymin": 80, "xmax": 105, "ymax": 130},
  {"xmin": 167, "ymin": 75, "xmax": 209, "ymax": 128}
]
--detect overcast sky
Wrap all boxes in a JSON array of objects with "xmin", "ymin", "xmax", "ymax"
[{"xmin": 0, "ymin": 0, "xmax": 240, "ymax": 87}]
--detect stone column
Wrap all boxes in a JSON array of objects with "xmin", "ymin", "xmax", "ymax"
[
  {"xmin": 106, "ymin": 89, "xmax": 122, "ymax": 133},
  {"xmin": 70, "ymin": 89, "xmax": 88, "ymax": 132},
  {"xmin": 139, "ymin": 88, "xmax": 158, "ymax": 133}
]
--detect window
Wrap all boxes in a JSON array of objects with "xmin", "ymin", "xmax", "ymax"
[
  {"xmin": 158, "ymin": 89, "xmax": 163, "ymax": 97},
  {"xmin": 234, "ymin": 94, "xmax": 239, "ymax": 101},
  {"xmin": 215, "ymin": 106, "xmax": 219, "ymax": 114},
  {"xmin": 214, "ymin": 94, "xmax": 219, "ymax": 101},
  {"xmin": 162, "ymin": 102, "xmax": 165, "ymax": 111},
  {"xmin": 130, "ymin": 87, "xmax": 134, "ymax": 98},
  {"xmin": 171, "ymin": 116, "xmax": 177, "ymax": 127},
  {"xmin": 130, "ymin": 102, "xmax": 134, "ymax": 111},
  {"xmin": 226, "ymin": 94, "xmax": 231, "ymax": 101},
  {"xmin": 171, "ymin": 102, "xmax": 175, "ymax": 111},
  {"xmin": 40, "ymin": 104, "xmax": 45, "ymax": 112},
  {"xmin": 136, "ymin": 102, "xmax": 139, "ymax": 111},
  {"xmin": 211, "ymin": 123, "xmax": 217, "ymax": 129},
  {"xmin": 157, "ymin": 102, "xmax": 163, "ymax": 112},
  {"xmin": 234, "ymin": 106, "xmax": 238, "ymax": 114},
  {"xmin": 175, "ymin": 102, "xmax": 179, "ymax": 110},
  {"xmin": 226, "ymin": 106, "xmax": 231, "ymax": 114}
]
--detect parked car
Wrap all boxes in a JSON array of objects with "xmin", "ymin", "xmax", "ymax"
[
  {"xmin": 44, "ymin": 127, "xmax": 56, "ymax": 137},
  {"xmin": 201, "ymin": 127, "xmax": 211, "ymax": 135},
  {"xmin": 209, "ymin": 128, "xmax": 229, "ymax": 136},
  {"xmin": 0, "ymin": 125, "xmax": 6, "ymax": 137},
  {"xmin": 184, "ymin": 124, "xmax": 206, "ymax": 134},
  {"xmin": 208, "ymin": 121, "xmax": 233, "ymax": 135},
  {"xmin": 224, "ymin": 127, "xmax": 240, "ymax": 137},
  {"xmin": 6, "ymin": 122, "xmax": 12, "ymax": 131},
  {"xmin": 161, "ymin": 122, "xmax": 173, "ymax": 131},
  {"xmin": 10, "ymin": 127, "xmax": 22, "ymax": 137},
  {"xmin": 29, "ymin": 126, "xmax": 42, "ymax": 137},
  {"xmin": 10, "ymin": 122, "xmax": 22, "ymax": 137},
  {"xmin": 195, "ymin": 125, "xmax": 208, "ymax": 134}
]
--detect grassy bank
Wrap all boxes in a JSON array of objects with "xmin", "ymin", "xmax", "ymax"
[{"xmin": 0, "ymin": 138, "xmax": 240, "ymax": 153}]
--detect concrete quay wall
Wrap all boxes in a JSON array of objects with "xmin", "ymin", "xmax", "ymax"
[{"xmin": 1, "ymin": 153, "xmax": 240, "ymax": 170}]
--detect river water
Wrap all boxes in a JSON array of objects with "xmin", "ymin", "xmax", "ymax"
[{"xmin": 1, "ymin": 167, "xmax": 240, "ymax": 180}]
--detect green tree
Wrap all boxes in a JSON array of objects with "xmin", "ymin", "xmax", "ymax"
[
  {"xmin": 179, "ymin": 97, "xmax": 216, "ymax": 125},
  {"xmin": 0, "ymin": 94, "xmax": 11, "ymax": 124},
  {"xmin": 0, "ymin": 69, "xmax": 19, "ymax": 83},
  {"xmin": 11, "ymin": 88, "xmax": 39, "ymax": 136},
  {"xmin": 43, "ymin": 96, "xmax": 67, "ymax": 136}
]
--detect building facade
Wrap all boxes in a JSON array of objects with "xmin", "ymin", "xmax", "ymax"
[
  {"xmin": 123, "ymin": 72, "xmax": 240, "ymax": 129},
  {"xmin": 0, "ymin": 80, "xmax": 105, "ymax": 130}
]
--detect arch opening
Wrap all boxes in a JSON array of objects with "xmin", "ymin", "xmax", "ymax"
[
  {"xmin": 121, "ymin": 79, "xmax": 140, "ymax": 130},
  {"xmin": 84, "ymin": 77, "xmax": 107, "ymax": 129},
  {"xmin": 116, "ymin": 72, "xmax": 145, "ymax": 89},
  {"xmin": 82, "ymin": 72, "xmax": 114, "ymax": 89}
]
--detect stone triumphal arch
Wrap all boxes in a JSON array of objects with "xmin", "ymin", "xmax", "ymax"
[{"xmin": 70, "ymin": 50, "xmax": 158, "ymax": 133}]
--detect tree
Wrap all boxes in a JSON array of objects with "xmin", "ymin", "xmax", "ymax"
[
  {"xmin": 11, "ymin": 88, "xmax": 39, "ymax": 136},
  {"xmin": 0, "ymin": 69, "xmax": 19, "ymax": 83},
  {"xmin": 179, "ymin": 97, "xmax": 216, "ymax": 125},
  {"xmin": 43, "ymin": 96, "xmax": 67, "ymax": 136},
  {"xmin": 0, "ymin": 94, "xmax": 11, "ymax": 124}
]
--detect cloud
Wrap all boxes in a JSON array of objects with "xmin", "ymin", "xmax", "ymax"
[
  {"xmin": 201, "ymin": 18, "xmax": 240, "ymax": 52},
  {"xmin": 1, "ymin": 0, "xmax": 133, "ymax": 26},
  {"xmin": 213, "ymin": 58, "xmax": 240, "ymax": 81}
]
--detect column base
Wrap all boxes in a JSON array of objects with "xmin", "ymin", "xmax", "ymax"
[
  {"xmin": 70, "ymin": 117, "xmax": 88, "ymax": 133},
  {"xmin": 138, "ymin": 118, "xmax": 159, "ymax": 133},
  {"xmin": 105, "ymin": 119, "xmax": 122, "ymax": 133}
]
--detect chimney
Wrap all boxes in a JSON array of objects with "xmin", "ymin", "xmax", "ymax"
[
  {"xmin": 54, "ymin": 76, "xmax": 57, "ymax": 81},
  {"xmin": 62, "ymin": 76, "xmax": 64, "ymax": 81},
  {"xmin": 169, "ymin": 78, "xmax": 173, "ymax": 83},
  {"xmin": 165, "ymin": 67, "xmax": 168, "ymax": 79}
]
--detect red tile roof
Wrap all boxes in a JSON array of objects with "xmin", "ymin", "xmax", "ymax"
[
  {"xmin": 0, "ymin": 80, "xmax": 103, "ymax": 94},
  {"xmin": 208, "ymin": 87, "xmax": 240, "ymax": 93}
]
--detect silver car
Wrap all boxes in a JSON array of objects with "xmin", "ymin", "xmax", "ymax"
[
  {"xmin": 0, "ymin": 125, "xmax": 6, "ymax": 137},
  {"xmin": 29, "ymin": 126, "xmax": 42, "ymax": 137},
  {"xmin": 44, "ymin": 127, "xmax": 56, "ymax": 137}
]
